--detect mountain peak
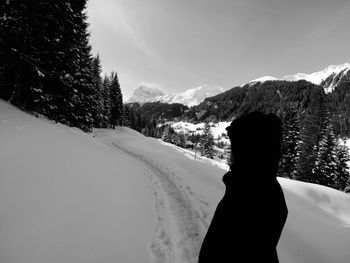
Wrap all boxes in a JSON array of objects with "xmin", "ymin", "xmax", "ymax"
[
  {"xmin": 127, "ymin": 84, "xmax": 164, "ymax": 103},
  {"xmin": 127, "ymin": 85, "xmax": 224, "ymax": 107}
]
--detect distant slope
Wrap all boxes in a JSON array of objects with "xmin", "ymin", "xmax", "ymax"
[
  {"xmin": 1, "ymin": 100, "xmax": 350, "ymax": 263},
  {"xmin": 282, "ymin": 63, "xmax": 350, "ymax": 93},
  {"xmin": 180, "ymin": 79, "xmax": 350, "ymax": 137},
  {"xmin": 243, "ymin": 63, "xmax": 350, "ymax": 93},
  {"xmin": 182, "ymin": 80, "xmax": 321, "ymax": 122}
]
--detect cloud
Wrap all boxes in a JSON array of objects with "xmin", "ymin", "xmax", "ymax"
[
  {"xmin": 137, "ymin": 82, "xmax": 164, "ymax": 92},
  {"xmin": 88, "ymin": 0, "xmax": 160, "ymax": 64},
  {"xmin": 115, "ymin": 7, "xmax": 159, "ymax": 61}
]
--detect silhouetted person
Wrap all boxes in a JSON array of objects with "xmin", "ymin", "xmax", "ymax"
[{"xmin": 198, "ymin": 112, "xmax": 288, "ymax": 263}]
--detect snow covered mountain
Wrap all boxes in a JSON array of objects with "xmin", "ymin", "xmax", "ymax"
[
  {"xmin": 242, "ymin": 76, "xmax": 279, "ymax": 86},
  {"xmin": 128, "ymin": 85, "xmax": 225, "ymax": 107},
  {"xmin": 1, "ymin": 99, "xmax": 350, "ymax": 263},
  {"xmin": 282, "ymin": 63, "xmax": 350, "ymax": 93},
  {"xmin": 127, "ymin": 84, "xmax": 165, "ymax": 103},
  {"xmin": 244, "ymin": 63, "xmax": 350, "ymax": 93}
]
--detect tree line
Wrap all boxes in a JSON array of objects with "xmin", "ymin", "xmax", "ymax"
[{"xmin": 0, "ymin": 0, "xmax": 126, "ymax": 131}]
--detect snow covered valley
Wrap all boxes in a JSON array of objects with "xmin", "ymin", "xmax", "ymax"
[{"xmin": 1, "ymin": 100, "xmax": 350, "ymax": 263}]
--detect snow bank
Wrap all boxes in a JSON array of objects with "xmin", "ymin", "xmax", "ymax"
[
  {"xmin": 1, "ymin": 99, "xmax": 350, "ymax": 263},
  {"xmin": 0, "ymin": 101, "xmax": 155, "ymax": 263}
]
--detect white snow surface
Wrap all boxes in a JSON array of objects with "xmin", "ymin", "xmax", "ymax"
[
  {"xmin": 242, "ymin": 76, "xmax": 279, "ymax": 86},
  {"xmin": 282, "ymin": 63, "xmax": 350, "ymax": 85},
  {"xmin": 128, "ymin": 85, "xmax": 225, "ymax": 107},
  {"xmin": 1, "ymin": 99, "xmax": 350, "ymax": 263},
  {"xmin": 171, "ymin": 121, "xmax": 231, "ymax": 139}
]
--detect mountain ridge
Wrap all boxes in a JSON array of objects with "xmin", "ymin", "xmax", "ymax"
[
  {"xmin": 127, "ymin": 85, "xmax": 225, "ymax": 107},
  {"xmin": 244, "ymin": 62, "xmax": 350, "ymax": 93}
]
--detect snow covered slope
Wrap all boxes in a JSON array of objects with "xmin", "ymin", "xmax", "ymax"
[
  {"xmin": 244, "ymin": 63, "xmax": 350, "ymax": 93},
  {"xmin": 282, "ymin": 63, "xmax": 350, "ymax": 93},
  {"xmin": 128, "ymin": 85, "xmax": 224, "ymax": 107},
  {"xmin": 242, "ymin": 76, "xmax": 279, "ymax": 86},
  {"xmin": 1, "ymin": 100, "xmax": 350, "ymax": 263}
]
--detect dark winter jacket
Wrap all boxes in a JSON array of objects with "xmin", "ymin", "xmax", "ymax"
[{"xmin": 198, "ymin": 167, "xmax": 288, "ymax": 263}]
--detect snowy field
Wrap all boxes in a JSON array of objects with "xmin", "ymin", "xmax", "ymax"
[
  {"xmin": 1, "ymin": 100, "xmax": 350, "ymax": 263},
  {"xmin": 171, "ymin": 121, "xmax": 231, "ymax": 144}
]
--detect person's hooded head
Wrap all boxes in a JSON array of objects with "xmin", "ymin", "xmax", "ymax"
[{"xmin": 226, "ymin": 112, "xmax": 282, "ymax": 177}]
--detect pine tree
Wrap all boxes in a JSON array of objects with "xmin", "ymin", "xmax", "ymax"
[
  {"xmin": 91, "ymin": 54, "xmax": 104, "ymax": 127},
  {"xmin": 313, "ymin": 120, "xmax": 338, "ymax": 187},
  {"xmin": 172, "ymin": 132, "xmax": 186, "ymax": 148},
  {"xmin": 0, "ymin": 1, "xmax": 61, "ymax": 110},
  {"xmin": 109, "ymin": 72, "xmax": 123, "ymax": 129},
  {"xmin": 178, "ymin": 132, "xmax": 186, "ymax": 148},
  {"xmin": 334, "ymin": 143, "xmax": 350, "ymax": 191},
  {"xmin": 68, "ymin": 0, "xmax": 96, "ymax": 131},
  {"xmin": 345, "ymin": 177, "xmax": 350, "ymax": 194},
  {"xmin": 101, "ymin": 75, "xmax": 111, "ymax": 127},
  {"xmin": 135, "ymin": 111, "xmax": 144, "ymax": 132},
  {"xmin": 279, "ymin": 104, "xmax": 301, "ymax": 179},
  {"xmin": 0, "ymin": 0, "xmax": 97, "ymax": 132},
  {"xmin": 162, "ymin": 125, "xmax": 173, "ymax": 143},
  {"xmin": 172, "ymin": 132, "xmax": 180, "ymax": 145},
  {"xmin": 122, "ymin": 104, "xmax": 131, "ymax": 127},
  {"xmin": 295, "ymin": 90, "xmax": 328, "ymax": 183},
  {"xmin": 200, "ymin": 123, "xmax": 215, "ymax": 159}
]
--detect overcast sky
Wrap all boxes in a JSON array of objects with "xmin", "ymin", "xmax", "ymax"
[{"xmin": 87, "ymin": 0, "xmax": 350, "ymax": 100}]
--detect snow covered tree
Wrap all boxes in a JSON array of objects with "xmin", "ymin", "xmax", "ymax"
[
  {"xmin": 173, "ymin": 132, "xmax": 186, "ymax": 148},
  {"xmin": 313, "ymin": 120, "xmax": 338, "ymax": 187},
  {"xmin": 178, "ymin": 132, "xmax": 187, "ymax": 148},
  {"xmin": 334, "ymin": 144, "xmax": 350, "ymax": 191},
  {"xmin": 200, "ymin": 123, "xmax": 215, "ymax": 159},
  {"xmin": 109, "ymin": 72, "xmax": 123, "ymax": 129},
  {"xmin": 91, "ymin": 54, "xmax": 104, "ymax": 127},
  {"xmin": 101, "ymin": 75, "xmax": 112, "ymax": 127},
  {"xmin": 162, "ymin": 125, "xmax": 173, "ymax": 143},
  {"xmin": 279, "ymin": 105, "xmax": 301, "ymax": 179},
  {"xmin": 294, "ymin": 91, "xmax": 328, "ymax": 183},
  {"xmin": 0, "ymin": 0, "xmax": 58, "ymax": 110},
  {"xmin": 0, "ymin": 0, "xmax": 99, "ymax": 131}
]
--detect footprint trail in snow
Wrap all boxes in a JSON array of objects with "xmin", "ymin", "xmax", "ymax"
[{"xmin": 111, "ymin": 142, "xmax": 211, "ymax": 263}]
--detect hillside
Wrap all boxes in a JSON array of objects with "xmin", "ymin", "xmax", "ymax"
[
  {"xmin": 1, "ymin": 100, "xmax": 350, "ymax": 263},
  {"xmin": 243, "ymin": 63, "xmax": 350, "ymax": 94},
  {"xmin": 180, "ymin": 80, "xmax": 350, "ymax": 137},
  {"xmin": 126, "ymin": 102, "xmax": 188, "ymax": 121},
  {"xmin": 182, "ymin": 80, "xmax": 321, "ymax": 122}
]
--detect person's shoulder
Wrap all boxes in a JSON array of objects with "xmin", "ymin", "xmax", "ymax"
[{"xmin": 222, "ymin": 170, "xmax": 233, "ymax": 185}]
